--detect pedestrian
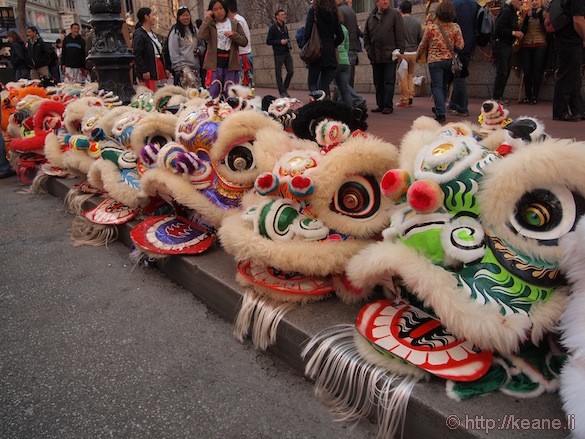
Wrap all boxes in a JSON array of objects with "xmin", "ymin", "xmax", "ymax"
[
  {"xmin": 198, "ymin": 0, "xmax": 248, "ymax": 99},
  {"xmin": 302, "ymin": 0, "xmax": 344, "ymax": 98},
  {"xmin": 448, "ymin": 0, "xmax": 479, "ymax": 116},
  {"xmin": 266, "ymin": 9, "xmax": 294, "ymax": 97},
  {"xmin": 333, "ymin": 11, "xmax": 367, "ymax": 110},
  {"xmin": 0, "ymin": 130, "xmax": 15, "ymax": 179},
  {"xmin": 25, "ymin": 26, "xmax": 50, "ymax": 80},
  {"xmin": 225, "ymin": 0, "xmax": 254, "ymax": 87},
  {"xmin": 336, "ymin": 0, "xmax": 359, "ymax": 86},
  {"xmin": 364, "ymin": 0, "xmax": 406, "ymax": 114},
  {"xmin": 416, "ymin": 0, "xmax": 464, "ymax": 123},
  {"xmin": 168, "ymin": 6, "xmax": 205, "ymax": 88},
  {"xmin": 551, "ymin": 0, "xmax": 585, "ymax": 121},
  {"xmin": 519, "ymin": 0, "xmax": 547, "ymax": 104},
  {"xmin": 7, "ymin": 30, "xmax": 29, "ymax": 81},
  {"xmin": 396, "ymin": 0, "xmax": 422, "ymax": 108},
  {"xmin": 133, "ymin": 7, "xmax": 167, "ymax": 92},
  {"xmin": 195, "ymin": 18, "xmax": 207, "ymax": 81},
  {"xmin": 61, "ymin": 23, "xmax": 87, "ymax": 84},
  {"xmin": 491, "ymin": 0, "xmax": 524, "ymax": 105}
]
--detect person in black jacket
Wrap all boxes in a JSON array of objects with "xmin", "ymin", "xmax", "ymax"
[
  {"xmin": 7, "ymin": 31, "xmax": 29, "ymax": 80},
  {"xmin": 61, "ymin": 23, "xmax": 87, "ymax": 83},
  {"xmin": 302, "ymin": 0, "xmax": 344, "ymax": 98},
  {"xmin": 266, "ymin": 9, "xmax": 294, "ymax": 97},
  {"xmin": 491, "ymin": 0, "xmax": 524, "ymax": 105},
  {"xmin": 25, "ymin": 26, "xmax": 50, "ymax": 79},
  {"xmin": 133, "ymin": 7, "xmax": 165, "ymax": 91}
]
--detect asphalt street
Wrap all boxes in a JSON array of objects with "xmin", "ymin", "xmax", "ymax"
[{"xmin": 0, "ymin": 177, "xmax": 376, "ymax": 439}]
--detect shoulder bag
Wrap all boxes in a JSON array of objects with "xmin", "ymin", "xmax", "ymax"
[
  {"xmin": 437, "ymin": 24, "xmax": 462, "ymax": 77},
  {"xmin": 300, "ymin": 10, "xmax": 322, "ymax": 64}
]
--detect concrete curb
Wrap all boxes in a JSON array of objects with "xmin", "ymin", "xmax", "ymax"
[{"xmin": 46, "ymin": 176, "xmax": 567, "ymax": 439}]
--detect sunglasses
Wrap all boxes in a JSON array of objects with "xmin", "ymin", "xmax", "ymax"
[{"xmin": 178, "ymin": 6, "xmax": 190, "ymax": 12}]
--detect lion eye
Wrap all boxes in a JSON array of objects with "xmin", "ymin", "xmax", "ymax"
[
  {"xmin": 225, "ymin": 143, "xmax": 254, "ymax": 172},
  {"xmin": 509, "ymin": 186, "xmax": 585, "ymax": 244},
  {"xmin": 146, "ymin": 134, "xmax": 171, "ymax": 148},
  {"xmin": 331, "ymin": 175, "xmax": 381, "ymax": 219}
]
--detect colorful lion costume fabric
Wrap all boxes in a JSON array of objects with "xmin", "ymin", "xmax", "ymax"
[{"xmin": 302, "ymin": 116, "xmax": 584, "ymax": 437}]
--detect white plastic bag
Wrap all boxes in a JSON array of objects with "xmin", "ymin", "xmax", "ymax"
[{"xmin": 397, "ymin": 59, "xmax": 408, "ymax": 79}]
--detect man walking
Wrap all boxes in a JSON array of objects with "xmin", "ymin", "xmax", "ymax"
[
  {"xmin": 396, "ymin": 0, "xmax": 422, "ymax": 108},
  {"xmin": 25, "ymin": 27, "xmax": 50, "ymax": 80},
  {"xmin": 364, "ymin": 0, "xmax": 406, "ymax": 114},
  {"xmin": 266, "ymin": 10, "xmax": 294, "ymax": 97},
  {"xmin": 448, "ymin": 0, "xmax": 479, "ymax": 116},
  {"xmin": 491, "ymin": 0, "xmax": 523, "ymax": 105},
  {"xmin": 336, "ymin": 0, "xmax": 359, "ymax": 86},
  {"xmin": 552, "ymin": 0, "xmax": 585, "ymax": 121},
  {"xmin": 61, "ymin": 23, "xmax": 87, "ymax": 84}
]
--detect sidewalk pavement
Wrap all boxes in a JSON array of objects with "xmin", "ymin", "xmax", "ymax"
[{"xmin": 255, "ymin": 87, "xmax": 585, "ymax": 144}]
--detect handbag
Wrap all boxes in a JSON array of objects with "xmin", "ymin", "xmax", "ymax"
[
  {"xmin": 437, "ymin": 24, "xmax": 462, "ymax": 77},
  {"xmin": 300, "ymin": 10, "xmax": 322, "ymax": 64}
]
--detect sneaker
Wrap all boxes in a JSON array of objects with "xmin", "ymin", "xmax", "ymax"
[
  {"xmin": 382, "ymin": 107, "xmax": 393, "ymax": 114},
  {"xmin": 435, "ymin": 115, "xmax": 446, "ymax": 123},
  {"xmin": 529, "ymin": 99, "xmax": 538, "ymax": 105},
  {"xmin": 492, "ymin": 98, "xmax": 510, "ymax": 107},
  {"xmin": 408, "ymin": 98, "xmax": 413, "ymax": 106},
  {"xmin": 284, "ymin": 91, "xmax": 291, "ymax": 98},
  {"xmin": 519, "ymin": 98, "xmax": 531, "ymax": 104},
  {"xmin": 552, "ymin": 113, "xmax": 581, "ymax": 122},
  {"xmin": 396, "ymin": 101, "xmax": 409, "ymax": 108},
  {"xmin": 355, "ymin": 100, "xmax": 368, "ymax": 112},
  {"xmin": 371, "ymin": 107, "xmax": 383, "ymax": 113},
  {"xmin": 448, "ymin": 109, "xmax": 469, "ymax": 117}
]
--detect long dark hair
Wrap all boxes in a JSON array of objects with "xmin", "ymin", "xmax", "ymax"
[
  {"xmin": 7, "ymin": 30, "xmax": 22, "ymax": 43},
  {"xmin": 314, "ymin": 0, "xmax": 337, "ymax": 13},
  {"xmin": 174, "ymin": 6, "xmax": 196, "ymax": 38},
  {"xmin": 207, "ymin": 0, "xmax": 228, "ymax": 13},
  {"xmin": 136, "ymin": 7, "xmax": 152, "ymax": 28}
]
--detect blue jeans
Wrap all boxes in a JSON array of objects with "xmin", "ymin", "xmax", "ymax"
[
  {"xmin": 334, "ymin": 64, "xmax": 353, "ymax": 108},
  {"xmin": 429, "ymin": 59, "xmax": 452, "ymax": 116},
  {"xmin": 0, "ymin": 131, "xmax": 12, "ymax": 174},
  {"xmin": 308, "ymin": 65, "xmax": 337, "ymax": 98},
  {"xmin": 448, "ymin": 53, "xmax": 470, "ymax": 113}
]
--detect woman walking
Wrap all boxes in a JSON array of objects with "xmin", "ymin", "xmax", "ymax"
[
  {"xmin": 133, "ymin": 7, "xmax": 167, "ymax": 91},
  {"xmin": 168, "ymin": 6, "xmax": 206, "ymax": 88},
  {"xmin": 519, "ymin": 0, "xmax": 547, "ymax": 104},
  {"xmin": 198, "ymin": 0, "xmax": 248, "ymax": 99},
  {"xmin": 416, "ymin": 0, "xmax": 464, "ymax": 123},
  {"xmin": 302, "ymin": 0, "xmax": 344, "ymax": 98},
  {"xmin": 7, "ymin": 31, "xmax": 29, "ymax": 81}
]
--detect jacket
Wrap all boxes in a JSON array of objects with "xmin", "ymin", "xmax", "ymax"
[
  {"xmin": 10, "ymin": 40, "xmax": 28, "ymax": 70},
  {"xmin": 364, "ymin": 7, "xmax": 406, "ymax": 63},
  {"xmin": 61, "ymin": 34, "xmax": 86, "ymax": 68},
  {"xmin": 266, "ymin": 21, "xmax": 291, "ymax": 56},
  {"xmin": 133, "ymin": 27, "xmax": 158, "ymax": 80},
  {"xmin": 417, "ymin": 21, "xmax": 464, "ymax": 63},
  {"xmin": 26, "ymin": 36, "xmax": 50, "ymax": 68},
  {"xmin": 168, "ymin": 26, "xmax": 205, "ymax": 71},
  {"xmin": 198, "ymin": 17, "xmax": 247, "ymax": 71},
  {"xmin": 494, "ymin": 3, "xmax": 521, "ymax": 45},
  {"xmin": 302, "ymin": 7, "xmax": 344, "ymax": 68},
  {"xmin": 338, "ymin": 1, "xmax": 359, "ymax": 52}
]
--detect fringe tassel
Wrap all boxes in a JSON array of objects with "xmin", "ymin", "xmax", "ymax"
[
  {"xmin": 70, "ymin": 215, "xmax": 118, "ymax": 247},
  {"xmin": 63, "ymin": 189, "xmax": 95, "ymax": 215},
  {"xmin": 20, "ymin": 170, "xmax": 49, "ymax": 195},
  {"xmin": 129, "ymin": 247, "xmax": 166, "ymax": 270},
  {"xmin": 302, "ymin": 325, "xmax": 420, "ymax": 439},
  {"xmin": 234, "ymin": 288, "xmax": 297, "ymax": 350}
]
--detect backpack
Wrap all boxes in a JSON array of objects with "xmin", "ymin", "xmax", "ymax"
[
  {"xmin": 545, "ymin": 0, "xmax": 571, "ymax": 33},
  {"xmin": 295, "ymin": 27, "xmax": 305, "ymax": 49},
  {"xmin": 162, "ymin": 26, "xmax": 174, "ymax": 71},
  {"xmin": 476, "ymin": 6, "xmax": 495, "ymax": 47}
]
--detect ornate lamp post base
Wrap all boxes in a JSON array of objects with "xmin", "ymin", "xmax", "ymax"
[{"xmin": 87, "ymin": 0, "xmax": 135, "ymax": 103}]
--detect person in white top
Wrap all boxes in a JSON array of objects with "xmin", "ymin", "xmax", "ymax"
[{"xmin": 225, "ymin": 0, "xmax": 254, "ymax": 87}]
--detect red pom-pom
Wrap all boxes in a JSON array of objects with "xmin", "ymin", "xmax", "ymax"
[
  {"xmin": 380, "ymin": 169, "xmax": 411, "ymax": 200},
  {"xmin": 496, "ymin": 144, "xmax": 513, "ymax": 156},
  {"xmin": 406, "ymin": 180, "xmax": 444, "ymax": 214},
  {"xmin": 255, "ymin": 172, "xmax": 278, "ymax": 195}
]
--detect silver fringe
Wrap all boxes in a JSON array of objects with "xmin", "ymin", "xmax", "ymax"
[
  {"xmin": 233, "ymin": 288, "xmax": 297, "ymax": 350},
  {"xmin": 302, "ymin": 325, "xmax": 419, "ymax": 439}
]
